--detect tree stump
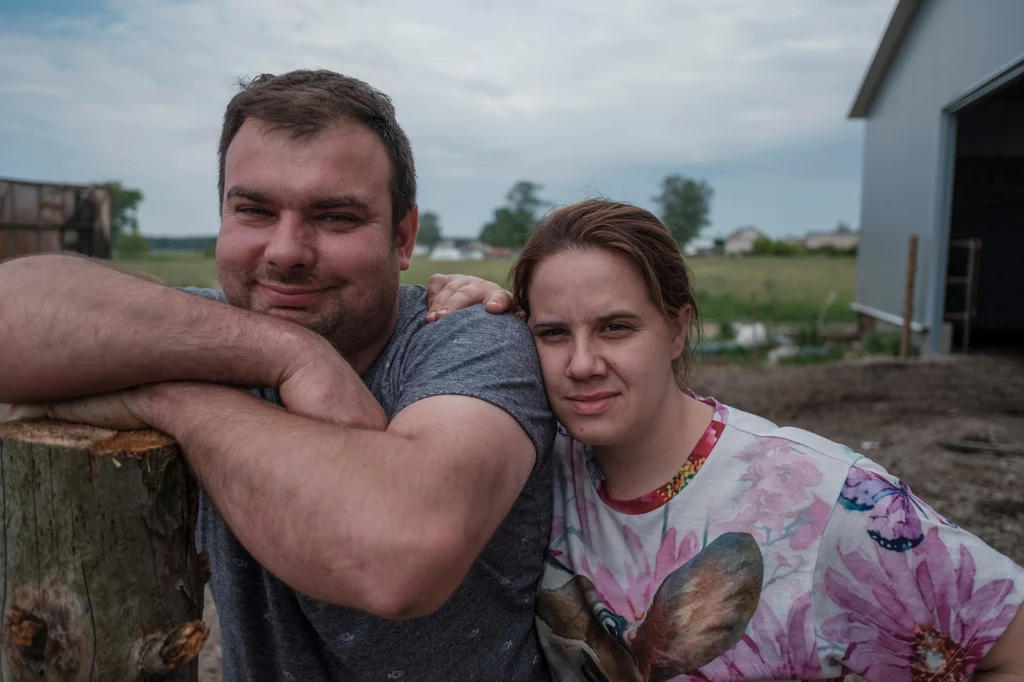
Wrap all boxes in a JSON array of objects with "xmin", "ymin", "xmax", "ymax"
[{"xmin": 0, "ymin": 420, "xmax": 207, "ymax": 681}]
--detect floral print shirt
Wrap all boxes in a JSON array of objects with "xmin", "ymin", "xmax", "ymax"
[{"xmin": 536, "ymin": 395, "xmax": 1024, "ymax": 682}]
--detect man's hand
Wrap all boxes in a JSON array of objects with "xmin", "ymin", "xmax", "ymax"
[
  {"xmin": 276, "ymin": 334, "xmax": 387, "ymax": 430},
  {"xmin": 4, "ymin": 388, "xmax": 151, "ymax": 430},
  {"xmin": 424, "ymin": 274, "xmax": 514, "ymax": 322}
]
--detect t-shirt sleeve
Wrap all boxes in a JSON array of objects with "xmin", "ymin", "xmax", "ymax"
[
  {"xmin": 177, "ymin": 286, "xmax": 228, "ymax": 303},
  {"xmin": 811, "ymin": 456, "xmax": 1024, "ymax": 680},
  {"xmin": 393, "ymin": 304, "xmax": 555, "ymax": 466}
]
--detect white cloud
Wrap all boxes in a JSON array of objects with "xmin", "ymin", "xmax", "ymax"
[{"xmin": 0, "ymin": 0, "xmax": 894, "ymax": 236}]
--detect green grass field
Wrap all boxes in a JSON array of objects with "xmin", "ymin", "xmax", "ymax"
[{"xmin": 115, "ymin": 252, "xmax": 857, "ymax": 324}]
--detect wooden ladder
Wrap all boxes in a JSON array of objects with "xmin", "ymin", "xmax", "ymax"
[{"xmin": 945, "ymin": 237, "xmax": 982, "ymax": 353}]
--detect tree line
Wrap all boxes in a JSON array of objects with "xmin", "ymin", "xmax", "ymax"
[{"xmin": 416, "ymin": 174, "xmax": 714, "ymax": 251}]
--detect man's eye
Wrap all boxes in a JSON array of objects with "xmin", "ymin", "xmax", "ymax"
[
  {"xmin": 238, "ymin": 206, "xmax": 270, "ymax": 216},
  {"xmin": 323, "ymin": 214, "xmax": 357, "ymax": 224}
]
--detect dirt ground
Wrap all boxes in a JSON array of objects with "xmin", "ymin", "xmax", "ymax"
[{"xmin": 198, "ymin": 353, "xmax": 1024, "ymax": 680}]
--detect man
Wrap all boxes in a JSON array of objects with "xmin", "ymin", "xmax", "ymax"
[{"xmin": 0, "ymin": 70, "xmax": 555, "ymax": 681}]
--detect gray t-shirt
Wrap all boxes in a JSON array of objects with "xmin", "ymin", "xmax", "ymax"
[{"xmin": 186, "ymin": 285, "xmax": 555, "ymax": 682}]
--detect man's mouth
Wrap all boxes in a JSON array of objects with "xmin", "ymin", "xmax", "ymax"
[{"xmin": 256, "ymin": 282, "xmax": 329, "ymax": 308}]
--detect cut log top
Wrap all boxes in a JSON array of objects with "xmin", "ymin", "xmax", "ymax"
[{"xmin": 0, "ymin": 420, "xmax": 175, "ymax": 455}]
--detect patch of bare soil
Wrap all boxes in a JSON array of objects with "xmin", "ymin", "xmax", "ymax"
[{"xmin": 199, "ymin": 354, "xmax": 1024, "ymax": 681}]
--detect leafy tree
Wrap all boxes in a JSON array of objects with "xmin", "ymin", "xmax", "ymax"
[
  {"xmin": 836, "ymin": 221, "xmax": 853, "ymax": 234},
  {"xmin": 652, "ymin": 175, "xmax": 713, "ymax": 248},
  {"xmin": 417, "ymin": 211, "xmax": 443, "ymax": 250},
  {"xmin": 104, "ymin": 181, "xmax": 145, "ymax": 241},
  {"xmin": 480, "ymin": 181, "xmax": 548, "ymax": 248},
  {"xmin": 114, "ymin": 232, "xmax": 150, "ymax": 256}
]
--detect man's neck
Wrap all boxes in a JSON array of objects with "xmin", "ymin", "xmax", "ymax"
[{"xmin": 344, "ymin": 294, "xmax": 403, "ymax": 377}]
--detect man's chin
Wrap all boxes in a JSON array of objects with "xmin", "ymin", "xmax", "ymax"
[{"xmin": 247, "ymin": 303, "xmax": 317, "ymax": 327}]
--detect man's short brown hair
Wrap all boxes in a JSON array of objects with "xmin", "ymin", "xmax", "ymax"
[{"xmin": 218, "ymin": 69, "xmax": 416, "ymax": 231}]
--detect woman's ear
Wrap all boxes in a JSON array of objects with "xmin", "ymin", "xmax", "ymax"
[{"xmin": 671, "ymin": 305, "xmax": 692, "ymax": 361}]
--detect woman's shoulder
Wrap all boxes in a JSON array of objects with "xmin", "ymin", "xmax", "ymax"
[{"xmin": 716, "ymin": 401, "xmax": 864, "ymax": 470}]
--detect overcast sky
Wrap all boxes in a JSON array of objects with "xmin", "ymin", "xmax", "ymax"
[{"xmin": 1, "ymin": 0, "xmax": 895, "ymax": 240}]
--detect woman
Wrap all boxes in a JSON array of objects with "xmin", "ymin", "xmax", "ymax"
[{"xmin": 427, "ymin": 199, "xmax": 1024, "ymax": 681}]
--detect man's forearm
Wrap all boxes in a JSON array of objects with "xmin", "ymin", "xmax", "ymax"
[
  {"xmin": 0, "ymin": 254, "xmax": 312, "ymax": 403},
  {"xmin": 137, "ymin": 383, "xmax": 476, "ymax": 619}
]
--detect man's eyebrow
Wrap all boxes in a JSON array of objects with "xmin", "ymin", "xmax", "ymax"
[
  {"xmin": 308, "ymin": 195, "xmax": 372, "ymax": 213},
  {"xmin": 224, "ymin": 188, "xmax": 372, "ymax": 214},
  {"xmin": 225, "ymin": 186, "xmax": 269, "ymax": 203}
]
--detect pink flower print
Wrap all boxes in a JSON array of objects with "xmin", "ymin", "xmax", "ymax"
[
  {"xmin": 580, "ymin": 527, "xmax": 700, "ymax": 622},
  {"xmin": 822, "ymin": 528, "xmax": 1019, "ymax": 681},
  {"xmin": 739, "ymin": 443, "xmax": 823, "ymax": 492},
  {"xmin": 789, "ymin": 496, "xmax": 834, "ymax": 551},
  {"xmin": 731, "ymin": 486, "xmax": 790, "ymax": 534},
  {"xmin": 704, "ymin": 594, "xmax": 823, "ymax": 680}
]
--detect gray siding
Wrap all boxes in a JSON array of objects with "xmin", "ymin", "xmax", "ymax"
[{"xmin": 856, "ymin": 0, "xmax": 1024, "ymax": 336}]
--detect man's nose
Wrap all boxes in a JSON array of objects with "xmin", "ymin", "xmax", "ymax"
[{"xmin": 264, "ymin": 214, "xmax": 317, "ymax": 271}]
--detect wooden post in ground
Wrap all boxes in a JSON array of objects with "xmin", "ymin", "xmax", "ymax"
[
  {"xmin": 900, "ymin": 235, "xmax": 919, "ymax": 358},
  {"xmin": 0, "ymin": 420, "xmax": 208, "ymax": 681}
]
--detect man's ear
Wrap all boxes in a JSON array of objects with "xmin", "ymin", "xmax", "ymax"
[{"xmin": 395, "ymin": 205, "xmax": 419, "ymax": 271}]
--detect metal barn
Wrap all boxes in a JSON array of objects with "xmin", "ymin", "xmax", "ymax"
[{"xmin": 850, "ymin": 0, "xmax": 1024, "ymax": 353}]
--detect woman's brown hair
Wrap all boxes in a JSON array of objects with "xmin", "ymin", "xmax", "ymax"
[{"xmin": 510, "ymin": 199, "xmax": 702, "ymax": 385}]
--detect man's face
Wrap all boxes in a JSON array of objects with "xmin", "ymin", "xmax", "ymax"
[{"xmin": 216, "ymin": 118, "xmax": 417, "ymax": 367}]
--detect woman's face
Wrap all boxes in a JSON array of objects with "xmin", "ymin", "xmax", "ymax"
[{"xmin": 527, "ymin": 248, "xmax": 687, "ymax": 446}]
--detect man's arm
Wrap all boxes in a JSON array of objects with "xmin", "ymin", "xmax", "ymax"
[
  {"xmin": 0, "ymin": 254, "xmax": 384, "ymax": 428},
  {"xmin": 133, "ymin": 382, "xmax": 535, "ymax": 620}
]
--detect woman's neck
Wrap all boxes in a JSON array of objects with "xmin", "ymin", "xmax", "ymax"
[{"xmin": 592, "ymin": 389, "xmax": 715, "ymax": 501}]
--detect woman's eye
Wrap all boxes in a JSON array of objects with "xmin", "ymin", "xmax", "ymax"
[
  {"xmin": 602, "ymin": 323, "xmax": 631, "ymax": 334},
  {"xmin": 537, "ymin": 329, "xmax": 567, "ymax": 338}
]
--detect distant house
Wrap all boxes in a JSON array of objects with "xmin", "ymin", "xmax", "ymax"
[
  {"xmin": 428, "ymin": 240, "xmax": 486, "ymax": 261},
  {"xmin": 723, "ymin": 226, "xmax": 769, "ymax": 255},
  {"xmin": 485, "ymin": 246, "xmax": 514, "ymax": 259},
  {"xmin": 804, "ymin": 231, "xmax": 860, "ymax": 250},
  {"xmin": 683, "ymin": 238, "xmax": 717, "ymax": 257},
  {"xmin": 412, "ymin": 243, "xmax": 431, "ymax": 257},
  {"xmin": 428, "ymin": 241, "xmax": 462, "ymax": 260}
]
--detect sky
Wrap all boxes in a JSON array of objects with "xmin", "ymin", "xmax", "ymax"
[{"xmin": 0, "ymin": 0, "xmax": 896, "ymax": 241}]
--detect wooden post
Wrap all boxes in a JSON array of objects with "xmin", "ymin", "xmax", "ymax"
[
  {"xmin": 749, "ymin": 292, "xmax": 759, "ymax": 364},
  {"xmin": 0, "ymin": 420, "xmax": 208, "ymax": 681},
  {"xmin": 900, "ymin": 235, "xmax": 919, "ymax": 358}
]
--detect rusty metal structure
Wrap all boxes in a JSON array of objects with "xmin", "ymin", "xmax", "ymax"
[{"xmin": 0, "ymin": 177, "xmax": 112, "ymax": 260}]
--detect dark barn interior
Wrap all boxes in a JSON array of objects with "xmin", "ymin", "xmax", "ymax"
[{"xmin": 947, "ymin": 74, "xmax": 1024, "ymax": 351}]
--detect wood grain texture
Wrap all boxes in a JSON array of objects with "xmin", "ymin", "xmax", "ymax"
[{"xmin": 0, "ymin": 420, "xmax": 206, "ymax": 681}]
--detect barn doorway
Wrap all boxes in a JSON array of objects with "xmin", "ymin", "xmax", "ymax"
[{"xmin": 944, "ymin": 72, "xmax": 1024, "ymax": 352}]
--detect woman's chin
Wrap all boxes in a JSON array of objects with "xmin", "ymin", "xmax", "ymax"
[{"xmin": 558, "ymin": 416, "xmax": 620, "ymax": 447}]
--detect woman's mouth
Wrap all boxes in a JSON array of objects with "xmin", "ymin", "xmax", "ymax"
[{"xmin": 565, "ymin": 391, "xmax": 619, "ymax": 416}]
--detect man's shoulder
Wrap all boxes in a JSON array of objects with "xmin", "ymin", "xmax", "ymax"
[{"xmin": 395, "ymin": 284, "xmax": 533, "ymax": 347}]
